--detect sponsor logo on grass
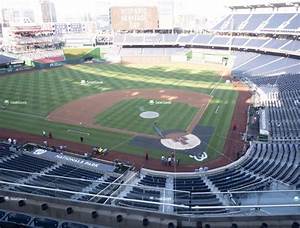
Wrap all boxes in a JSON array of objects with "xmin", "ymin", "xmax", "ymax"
[
  {"xmin": 149, "ymin": 99, "xmax": 172, "ymax": 105},
  {"xmin": 80, "ymin": 80, "xmax": 104, "ymax": 86},
  {"xmin": 3, "ymin": 100, "xmax": 27, "ymax": 105}
]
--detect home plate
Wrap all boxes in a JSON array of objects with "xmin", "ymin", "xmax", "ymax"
[
  {"xmin": 161, "ymin": 134, "xmax": 201, "ymax": 150},
  {"xmin": 140, "ymin": 111, "xmax": 159, "ymax": 119}
]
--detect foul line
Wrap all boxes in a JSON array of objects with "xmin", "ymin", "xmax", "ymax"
[
  {"xmin": 66, "ymin": 129, "xmax": 90, "ymax": 136},
  {"xmin": 215, "ymin": 105, "xmax": 220, "ymax": 114}
]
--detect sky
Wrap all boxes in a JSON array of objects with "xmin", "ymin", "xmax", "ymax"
[
  {"xmin": 1, "ymin": 0, "xmax": 235, "ymax": 18},
  {"xmin": 0, "ymin": 0, "xmax": 297, "ymax": 22}
]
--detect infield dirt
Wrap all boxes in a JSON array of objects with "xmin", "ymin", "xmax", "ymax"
[{"xmin": 47, "ymin": 89, "xmax": 211, "ymax": 137}]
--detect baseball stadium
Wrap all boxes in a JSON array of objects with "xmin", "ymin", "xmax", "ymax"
[{"xmin": 0, "ymin": 0, "xmax": 299, "ymax": 227}]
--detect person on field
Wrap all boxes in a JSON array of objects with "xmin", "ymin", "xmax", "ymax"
[
  {"xmin": 161, "ymin": 155, "xmax": 165, "ymax": 164},
  {"xmin": 49, "ymin": 132, "xmax": 52, "ymax": 139},
  {"xmin": 80, "ymin": 136, "xmax": 84, "ymax": 143},
  {"xmin": 168, "ymin": 157, "xmax": 172, "ymax": 166},
  {"xmin": 145, "ymin": 152, "xmax": 149, "ymax": 160},
  {"xmin": 171, "ymin": 151, "xmax": 175, "ymax": 158},
  {"xmin": 42, "ymin": 130, "xmax": 46, "ymax": 137}
]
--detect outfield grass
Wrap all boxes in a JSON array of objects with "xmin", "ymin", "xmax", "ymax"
[
  {"xmin": 95, "ymin": 98, "xmax": 198, "ymax": 135},
  {"xmin": 0, "ymin": 63, "xmax": 237, "ymax": 164},
  {"xmin": 63, "ymin": 48, "xmax": 99, "ymax": 59}
]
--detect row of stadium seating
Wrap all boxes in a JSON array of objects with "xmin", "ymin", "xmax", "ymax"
[
  {"xmin": 241, "ymin": 58, "xmax": 298, "ymax": 77},
  {"xmin": 118, "ymin": 186, "xmax": 161, "ymax": 211},
  {"xmin": 212, "ymin": 13, "xmax": 300, "ymax": 31},
  {"xmin": 250, "ymin": 75, "xmax": 300, "ymax": 94},
  {"xmin": 63, "ymin": 34, "xmax": 96, "ymax": 46},
  {"xmin": 173, "ymin": 177, "xmax": 226, "ymax": 214},
  {"xmin": 264, "ymin": 92, "xmax": 300, "ymax": 138},
  {"xmin": 232, "ymin": 48, "xmax": 300, "ymax": 140},
  {"xmin": 121, "ymin": 140, "xmax": 299, "ymax": 213},
  {"xmin": 11, "ymin": 36, "xmax": 60, "ymax": 45},
  {"xmin": 78, "ymin": 175, "xmax": 118, "ymax": 202},
  {"xmin": 208, "ymin": 168, "xmax": 263, "ymax": 192},
  {"xmin": 114, "ymin": 33, "xmax": 300, "ymax": 54},
  {"xmin": 0, "ymin": 209, "xmax": 93, "ymax": 228},
  {"xmin": 0, "ymin": 143, "xmax": 123, "ymax": 203},
  {"xmin": 115, "ymin": 142, "xmax": 298, "ymax": 213},
  {"xmin": 239, "ymin": 143, "xmax": 299, "ymax": 185},
  {"xmin": 53, "ymin": 23, "xmax": 87, "ymax": 34}
]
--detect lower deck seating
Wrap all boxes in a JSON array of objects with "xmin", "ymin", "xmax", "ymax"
[
  {"xmin": 117, "ymin": 186, "xmax": 161, "ymax": 211},
  {"xmin": 31, "ymin": 217, "xmax": 59, "ymax": 228},
  {"xmin": 5, "ymin": 212, "xmax": 32, "ymax": 225},
  {"xmin": 0, "ymin": 154, "xmax": 55, "ymax": 185},
  {"xmin": 173, "ymin": 177, "xmax": 226, "ymax": 214},
  {"xmin": 139, "ymin": 175, "xmax": 166, "ymax": 188},
  {"xmin": 79, "ymin": 176, "xmax": 118, "ymax": 203},
  {"xmin": 239, "ymin": 143, "xmax": 299, "ymax": 185},
  {"xmin": 208, "ymin": 168, "xmax": 263, "ymax": 192},
  {"xmin": 11, "ymin": 164, "xmax": 104, "ymax": 199},
  {"xmin": 0, "ymin": 148, "xmax": 12, "ymax": 159},
  {"xmin": 0, "ymin": 211, "xmax": 5, "ymax": 220},
  {"xmin": 0, "ymin": 210, "xmax": 90, "ymax": 228}
]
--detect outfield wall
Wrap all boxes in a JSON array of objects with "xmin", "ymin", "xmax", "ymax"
[
  {"xmin": 0, "ymin": 66, "xmax": 33, "ymax": 75},
  {"xmin": 63, "ymin": 47, "xmax": 102, "ymax": 60},
  {"xmin": 189, "ymin": 48, "xmax": 232, "ymax": 66},
  {"xmin": 32, "ymin": 47, "xmax": 104, "ymax": 69},
  {"xmin": 121, "ymin": 56, "xmax": 171, "ymax": 64}
]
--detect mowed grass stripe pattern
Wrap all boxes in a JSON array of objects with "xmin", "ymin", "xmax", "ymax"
[
  {"xmin": 0, "ymin": 64, "xmax": 227, "ymax": 116},
  {"xmin": 0, "ymin": 63, "xmax": 237, "ymax": 164},
  {"xmin": 95, "ymin": 98, "xmax": 198, "ymax": 135},
  {"xmin": 199, "ymin": 85, "xmax": 238, "ymax": 159}
]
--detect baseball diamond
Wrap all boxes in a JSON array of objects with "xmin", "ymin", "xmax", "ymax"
[
  {"xmin": 0, "ymin": 63, "xmax": 239, "ymax": 165},
  {"xmin": 0, "ymin": 2, "xmax": 299, "ymax": 227}
]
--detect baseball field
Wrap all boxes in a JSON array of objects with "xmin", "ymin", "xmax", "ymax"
[{"xmin": 0, "ymin": 62, "xmax": 238, "ymax": 164}]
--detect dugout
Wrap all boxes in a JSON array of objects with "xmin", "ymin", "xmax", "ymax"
[{"xmin": 0, "ymin": 54, "xmax": 24, "ymax": 71}]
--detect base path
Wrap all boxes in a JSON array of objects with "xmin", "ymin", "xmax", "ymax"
[{"xmin": 47, "ymin": 88, "xmax": 211, "ymax": 136}]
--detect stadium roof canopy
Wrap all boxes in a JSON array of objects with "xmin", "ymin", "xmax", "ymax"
[
  {"xmin": 228, "ymin": 1, "xmax": 300, "ymax": 9},
  {"xmin": 0, "ymin": 55, "xmax": 18, "ymax": 65}
]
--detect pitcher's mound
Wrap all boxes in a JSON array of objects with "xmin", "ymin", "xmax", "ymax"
[{"xmin": 139, "ymin": 111, "xmax": 159, "ymax": 119}]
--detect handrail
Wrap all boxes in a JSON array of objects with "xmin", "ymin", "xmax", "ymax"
[
  {"xmin": 0, "ymin": 167, "xmax": 189, "ymax": 194},
  {"xmin": 1, "ymin": 180, "xmax": 300, "ymax": 211},
  {"xmin": 229, "ymin": 179, "xmax": 268, "ymax": 192},
  {"xmin": 88, "ymin": 171, "xmax": 126, "ymax": 202}
]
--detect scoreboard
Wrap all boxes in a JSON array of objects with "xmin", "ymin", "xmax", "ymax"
[{"xmin": 110, "ymin": 7, "xmax": 159, "ymax": 31}]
